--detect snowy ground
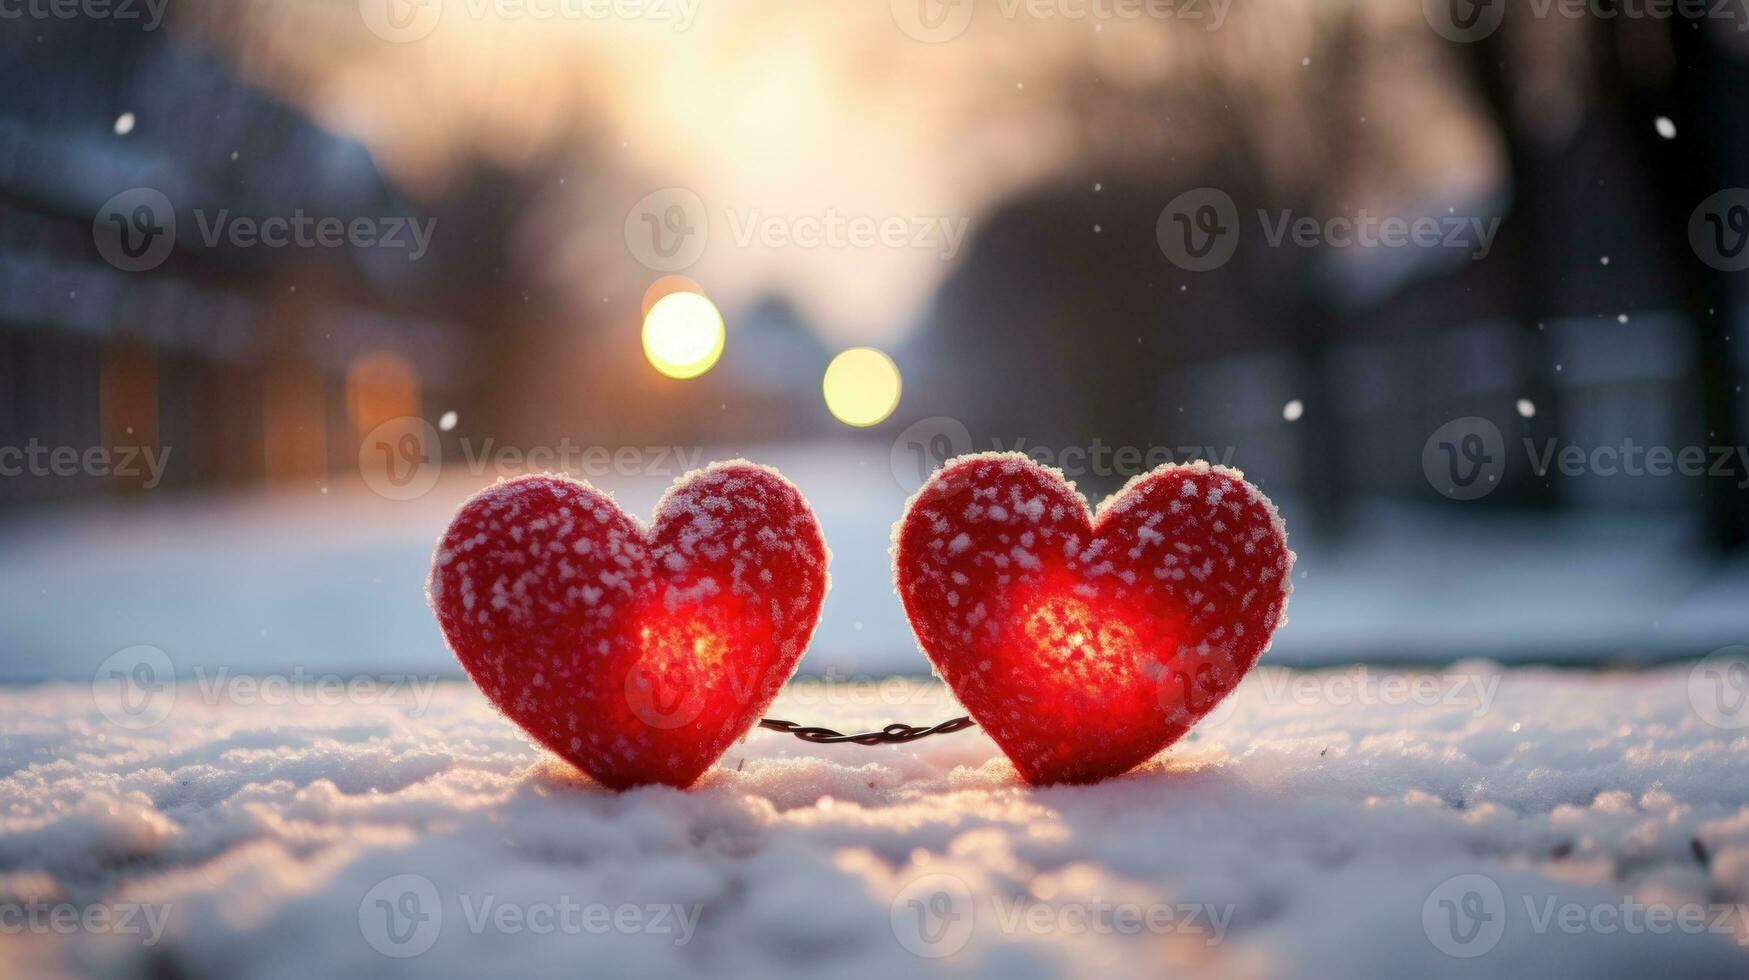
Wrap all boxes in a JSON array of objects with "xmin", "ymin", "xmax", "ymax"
[{"xmin": 6, "ymin": 667, "xmax": 1749, "ymax": 978}]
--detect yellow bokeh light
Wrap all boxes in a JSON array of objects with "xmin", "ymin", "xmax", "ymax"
[
  {"xmin": 822, "ymin": 347, "xmax": 902, "ymax": 427},
  {"xmin": 642, "ymin": 292, "xmax": 725, "ymax": 380}
]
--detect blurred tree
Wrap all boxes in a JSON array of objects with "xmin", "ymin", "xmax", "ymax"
[
  {"xmin": 1597, "ymin": 15, "xmax": 1749, "ymax": 550},
  {"xmin": 1458, "ymin": 17, "xmax": 1568, "ymax": 512}
]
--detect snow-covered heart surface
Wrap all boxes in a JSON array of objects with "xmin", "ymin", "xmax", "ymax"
[
  {"xmin": 895, "ymin": 453, "xmax": 1292, "ymax": 785},
  {"xmin": 427, "ymin": 462, "xmax": 829, "ymax": 789}
]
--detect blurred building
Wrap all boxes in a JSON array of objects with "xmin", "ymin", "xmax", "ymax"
[{"xmin": 0, "ymin": 16, "xmax": 473, "ymax": 505}]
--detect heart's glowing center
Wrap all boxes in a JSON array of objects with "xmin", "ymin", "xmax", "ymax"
[
  {"xmin": 636, "ymin": 614, "xmax": 729, "ymax": 678},
  {"xmin": 1019, "ymin": 592, "xmax": 1142, "ymax": 691}
]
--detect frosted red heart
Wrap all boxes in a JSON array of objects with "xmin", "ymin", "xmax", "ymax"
[
  {"xmin": 894, "ymin": 453, "xmax": 1292, "ymax": 785},
  {"xmin": 427, "ymin": 462, "xmax": 829, "ymax": 789}
]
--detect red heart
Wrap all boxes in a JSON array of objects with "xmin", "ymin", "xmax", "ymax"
[
  {"xmin": 427, "ymin": 462, "xmax": 828, "ymax": 789},
  {"xmin": 894, "ymin": 453, "xmax": 1292, "ymax": 785}
]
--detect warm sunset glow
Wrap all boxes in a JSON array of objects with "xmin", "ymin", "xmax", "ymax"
[
  {"xmin": 642, "ymin": 292, "xmax": 725, "ymax": 380},
  {"xmin": 822, "ymin": 347, "xmax": 901, "ymax": 426}
]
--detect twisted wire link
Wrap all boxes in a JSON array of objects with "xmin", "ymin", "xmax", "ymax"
[{"xmin": 758, "ymin": 715, "xmax": 975, "ymax": 745}]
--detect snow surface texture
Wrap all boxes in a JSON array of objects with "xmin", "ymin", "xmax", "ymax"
[{"xmin": 6, "ymin": 668, "xmax": 1749, "ymax": 978}]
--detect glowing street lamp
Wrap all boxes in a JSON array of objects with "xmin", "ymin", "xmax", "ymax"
[
  {"xmin": 822, "ymin": 347, "xmax": 902, "ymax": 427},
  {"xmin": 642, "ymin": 291, "xmax": 725, "ymax": 380}
]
